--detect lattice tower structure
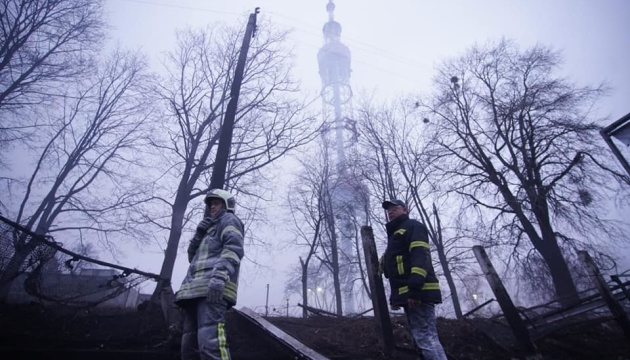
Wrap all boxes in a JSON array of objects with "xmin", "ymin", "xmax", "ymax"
[{"xmin": 317, "ymin": 0, "xmax": 368, "ymax": 315}]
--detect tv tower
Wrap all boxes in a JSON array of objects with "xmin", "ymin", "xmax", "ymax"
[{"xmin": 317, "ymin": 0, "xmax": 367, "ymax": 314}]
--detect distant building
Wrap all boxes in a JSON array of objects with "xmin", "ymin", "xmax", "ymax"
[
  {"xmin": 6, "ymin": 268, "xmax": 143, "ymax": 309},
  {"xmin": 601, "ymin": 112, "xmax": 630, "ymax": 176}
]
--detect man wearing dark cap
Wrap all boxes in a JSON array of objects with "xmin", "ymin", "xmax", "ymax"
[{"xmin": 381, "ymin": 199, "xmax": 447, "ymax": 360}]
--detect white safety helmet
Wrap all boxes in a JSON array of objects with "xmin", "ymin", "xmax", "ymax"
[{"xmin": 204, "ymin": 188, "xmax": 236, "ymax": 213}]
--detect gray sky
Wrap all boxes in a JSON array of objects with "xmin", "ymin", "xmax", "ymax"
[
  {"xmin": 105, "ymin": 0, "xmax": 630, "ymax": 312},
  {"xmin": 106, "ymin": 0, "xmax": 630, "ymax": 119}
]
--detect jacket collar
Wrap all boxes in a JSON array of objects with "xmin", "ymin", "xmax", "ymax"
[{"xmin": 385, "ymin": 214, "xmax": 409, "ymax": 234}]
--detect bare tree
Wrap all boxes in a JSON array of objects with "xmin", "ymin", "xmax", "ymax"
[
  {"xmin": 419, "ymin": 39, "xmax": 629, "ymax": 305},
  {"xmin": 284, "ymin": 144, "xmax": 374, "ymax": 316},
  {"xmin": 0, "ymin": 49, "xmax": 153, "ymax": 299},
  {"xmin": 145, "ymin": 22, "xmax": 319, "ymax": 297},
  {"xmin": 0, "ymin": 0, "xmax": 104, "ymax": 141},
  {"xmin": 286, "ymin": 159, "xmax": 324, "ymax": 318}
]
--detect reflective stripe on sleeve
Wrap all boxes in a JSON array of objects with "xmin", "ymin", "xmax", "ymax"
[
  {"xmin": 422, "ymin": 282, "xmax": 440, "ymax": 290},
  {"xmin": 411, "ymin": 267, "xmax": 427, "ymax": 277},
  {"xmin": 409, "ymin": 241, "xmax": 429, "ymax": 251},
  {"xmin": 221, "ymin": 225, "xmax": 243, "ymax": 239},
  {"xmin": 398, "ymin": 283, "xmax": 439, "ymax": 295},
  {"xmin": 220, "ymin": 248, "xmax": 241, "ymax": 264}
]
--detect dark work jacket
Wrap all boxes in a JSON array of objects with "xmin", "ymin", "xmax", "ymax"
[
  {"xmin": 384, "ymin": 214, "xmax": 442, "ymax": 306},
  {"xmin": 175, "ymin": 210, "xmax": 244, "ymax": 308}
]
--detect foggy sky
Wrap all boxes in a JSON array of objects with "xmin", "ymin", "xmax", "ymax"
[{"xmin": 104, "ymin": 0, "xmax": 630, "ymax": 313}]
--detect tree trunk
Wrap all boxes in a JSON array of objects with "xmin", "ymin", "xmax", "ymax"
[
  {"xmin": 159, "ymin": 206, "xmax": 186, "ymax": 281},
  {"xmin": 152, "ymin": 198, "xmax": 188, "ymax": 301},
  {"xmin": 499, "ymin": 178, "xmax": 579, "ymax": 305},
  {"xmin": 300, "ymin": 257, "xmax": 308, "ymax": 318},
  {"xmin": 531, "ymin": 193, "xmax": 579, "ymax": 305},
  {"xmin": 436, "ymin": 245, "xmax": 463, "ymax": 318},
  {"xmin": 330, "ymin": 228, "xmax": 343, "ymax": 316},
  {"xmin": 0, "ymin": 238, "xmax": 38, "ymax": 301},
  {"xmin": 0, "ymin": 217, "xmax": 50, "ymax": 302},
  {"xmin": 535, "ymin": 232, "xmax": 579, "ymax": 305},
  {"xmin": 321, "ymin": 187, "xmax": 344, "ymax": 316},
  {"xmin": 431, "ymin": 204, "xmax": 463, "ymax": 319}
]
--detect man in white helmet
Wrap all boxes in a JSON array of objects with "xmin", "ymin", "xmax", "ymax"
[{"xmin": 175, "ymin": 188, "xmax": 245, "ymax": 360}]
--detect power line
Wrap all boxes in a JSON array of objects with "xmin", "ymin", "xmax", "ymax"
[
  {"xmin": 110, "ymin": 0, "xmax": 431, "ymax": 91},
  {"xmin": 282, "ymin": 30, "xmax": 428, "ymax": 90},
  {"xmin": 267, "ymin": 10, "xmax": 431, "ymax": 71},
  {"xmin": 115, "ymin": 0, "xmax": 430, "ymax": 73},
  {"xmin": 115, "ymin": 0, "xmax": 241, "ymax": 16}
]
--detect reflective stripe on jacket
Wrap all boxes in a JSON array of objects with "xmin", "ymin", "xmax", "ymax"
[
  {"xmin": 383, "ymin": 214, "xmax": 442, "ymax": 306},
  {"xmin": 175, "ymin": 210, "xmax": 245, "ymax": 307}
]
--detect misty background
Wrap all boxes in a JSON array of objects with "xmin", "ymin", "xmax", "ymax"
[{"xmin": 1, "ymin": 0, "xmax": 629, "ymax": 317}]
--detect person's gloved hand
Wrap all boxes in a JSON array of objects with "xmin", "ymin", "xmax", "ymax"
[
  {"xmin": 207, "ymin": 269, "xmax": 229, "ymax": 303},
  {"xmin": 187, "ymin": 248, "xmax": 196, "ymax": 263},
  {"xmin": 377, "ymin": 255, "xmax": 385, "ymax": 277},
  {"xmin": 196, "ymin": 217, "xmax": 213, "ymax": 236},
  {"xmin": 207, "ymin": 276, "xmax": 225, "ymax": 303},
  {"xmin": 187, "ymin": 238, "xmax": 201, "ymax": 263}
]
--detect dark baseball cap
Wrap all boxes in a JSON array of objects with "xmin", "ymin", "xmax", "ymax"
[{"xmin": 382, "ymin": 199, "xmax": 407, "ymax": 209}]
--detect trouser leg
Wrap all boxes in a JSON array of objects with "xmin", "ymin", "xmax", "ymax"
[
  {"xmin": 405, "ymin": 303, "xmax": 448, "ymax": 360},
  {"xmin": 181, "ymin": 302, "xmax": 200, "ymax": 360},
  {"xmin": 197, "ymin": 299, "xmax": 231, "ymax": 360}
]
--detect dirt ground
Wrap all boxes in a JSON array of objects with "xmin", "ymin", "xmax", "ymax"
[
  {"xmin": 0, "ymin": 302, "xmax": 628, "ymax": 360},
  {"xmin": 268, "ymin": 314, "xmax": 630, "ymax": 360}
]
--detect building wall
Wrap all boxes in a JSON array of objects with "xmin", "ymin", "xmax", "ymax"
[{"xmin": 6, "ymin": 269, "xmax": 142, "ymax": 309}]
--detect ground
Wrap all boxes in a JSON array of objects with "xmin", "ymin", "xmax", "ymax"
[{"xmin": 0, "ymin": 303, "xmax": 628, "ymax": 359}]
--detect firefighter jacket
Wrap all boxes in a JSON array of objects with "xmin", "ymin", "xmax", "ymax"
[
  {"xmin": 175, "ymin": 209, "xmax": 245, "ymax": 308},
  {"xmin": 383, "ymin": 214, "xmax": 442, "ymax": 306}
]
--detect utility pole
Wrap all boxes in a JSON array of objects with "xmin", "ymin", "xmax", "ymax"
[
  {"xmin": 266, "ymin": 283, "xmax": 270, "ymax": 316},
  {"xmin": 151, "ymin": 7, "xmax": 260, "ymax": 319},
  {"xmin": 205, "ymin": 7, "xmax": 260, "ymax": 217}
]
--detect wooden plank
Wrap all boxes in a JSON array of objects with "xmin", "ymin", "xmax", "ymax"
[
  {"xmin": 579, "ymin": 250, "xmax": 630, "ymax": 342},
  {"xmin": 360, "ymin": 226, "xmax": 394, "ymax": 356},
  {"xmin": 473, "ymin": 246, "xmax": 541, "ymax": 359},
  {"xmin": 235, "ymin": 307, "xmax": 329, "ymax": 360},
  {"xmin": 298, "ymin": 303, "xmax": 342, "ymax": 317}
]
